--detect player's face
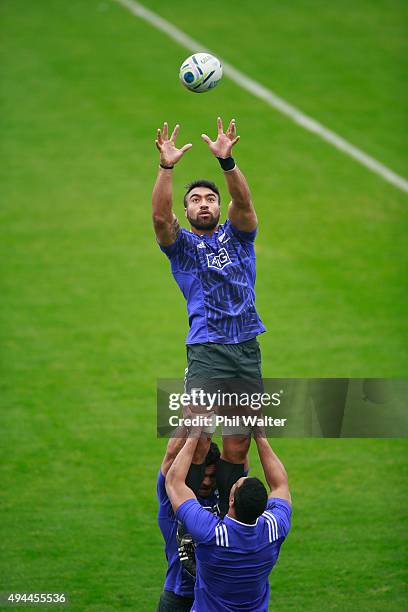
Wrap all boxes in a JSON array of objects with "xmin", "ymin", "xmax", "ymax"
[
  {"xmin": 198, "ymin": 463, "xmax": 217, "ymax": 498},
  {"xmin": 185, "ymin": 188, "xmax": 220, "ymax": 231}
]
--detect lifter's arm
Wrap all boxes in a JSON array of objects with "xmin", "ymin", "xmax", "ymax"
[
  {"xmin": 165, "ymin": 435, "xmax": 201, "ymax": 512},
  {"xmin": 161, "ymin": 422, "xmax": 210, "ymax": 477},
  {"xmin": 161, "ymin": 423, "xmax": 189, "ymax": 477},
  {"xmin": 254, "ymin": 433, "xmax": 291, "ymax": 504},
  {"xmin": 152, "ymin": 122, "xmax": 192, "ymax": 246},
  {"xmin": 202, "ymin": 117, "xmax": 257, "ymax": 232}
]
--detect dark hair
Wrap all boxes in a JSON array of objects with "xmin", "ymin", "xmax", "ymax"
[
  {"xmin": 234, "ymin": 477, "xmax": 268, "ymax": 524},
  {"xmin": 183, "ymin": 179, "xmax": 221, "ymax": 208},
  {"xmin": 205, "ymin": 441, "xmax": 221, "ymax": 467}
]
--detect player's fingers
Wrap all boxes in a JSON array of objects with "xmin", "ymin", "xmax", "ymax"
[
  {"xmin": 231, "ymin": 135, "xmax": 240, "ymax": 146},
  {"xmin": 201, "ymin": 133, "xmax": 212, "ymax": 145},
  {"xmin": 163, "ymin": 122, "xmax": 169, "ymax": 140},
  {"xmin": 155, "ymin": 140, "xmax": 162, "ymax": 151},
  {"xmin": 181, "ymin": 143, "xmax": 193, "ymax": 154},
  {"xmin": 157, "ymin": 128, "xmax": 163, "ymax": 144},
  {"xmin": 170, "ymin": 124, "xmax": 180, "ymax": 142},
  {"xmin": 217, "ymin": 116, "xmax": 223, "ymax": 134},
  {"xmin": 226, "ymin": 119, "xmax": 235, "ymax": 136}
]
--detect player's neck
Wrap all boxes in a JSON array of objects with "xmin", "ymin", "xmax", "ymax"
[{"xmin": 190, "ymin": 225, "xmax": 219, "ymax": 238}]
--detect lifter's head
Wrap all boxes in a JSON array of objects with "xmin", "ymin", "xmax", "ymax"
[
  {"xmin": 228, "ymin": 477, "xmax": 268, "ymax": 524},
  {"xmin": 198, "ymin": 441, "xmax": 221, "ymax": 498},
  {"xmin": 184, "ymin": 179, "xmax": 221, "ymax": 232}
]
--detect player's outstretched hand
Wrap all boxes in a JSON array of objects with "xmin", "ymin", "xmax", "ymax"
[
  {"xmin": 155, "ymin": 122, "xmax": 192, "ymax": 167},
  {"xmin": 201, "ymin": 117, "xmax": 240, "ymax": 159}
]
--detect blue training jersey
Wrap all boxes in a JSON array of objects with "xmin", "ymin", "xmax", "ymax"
[
  {"xmin": 175, "ymin": 497, "xmax": 292, "ymax": 611},
  {"xmin": 157, "ymin": 470, "xmax": 219, "ymax": 597},
  {"xmin": 159, "ymin": 219, "xmax": 266, "ymax": 344}
]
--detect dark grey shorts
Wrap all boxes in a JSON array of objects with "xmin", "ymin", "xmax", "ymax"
[
  {"xmin": 186, "ymin": 338, "xmax": 262, "ymax": 380},
  {"xmin": 185, "ymin": 338, "xmax": 263, "ymax": 436}
]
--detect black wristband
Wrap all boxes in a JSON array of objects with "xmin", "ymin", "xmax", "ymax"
[
  {"xmin": 160, "ymin": 162, "xmax": 174, "ymax": 169},
  {"xmin": 217, "ymin": 156, "xmax": 235, "ymax": 171}
]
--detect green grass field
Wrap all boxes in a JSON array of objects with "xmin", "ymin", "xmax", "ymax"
[{"xmin": 1, "ymin": 0, "xmax": 407, "ymax": 610}]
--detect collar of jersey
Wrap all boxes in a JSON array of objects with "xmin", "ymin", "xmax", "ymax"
[
  {"xmin": 191, "ymin": 225, "xmax": 221, "ymax": 239},
  {"xmin": 224, "ymin": 514, "xmax": 259, "ymax": 527}
]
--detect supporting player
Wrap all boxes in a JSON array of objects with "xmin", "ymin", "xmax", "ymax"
[
  {"xmin": 165, "ymin": 423, "xmax": 292, "ymax": 611},
  {"xmin": 152, "ymin": 117, "xmax": 265, "ymax": 515},
  {"xmin": 157, "ymin": 423, "xmax": 220, "ymax": 612}
]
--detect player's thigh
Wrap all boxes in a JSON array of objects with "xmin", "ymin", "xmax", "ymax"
[{"xmin": 185, "ymin": 342, "xmax": 238, "ymax": 382}]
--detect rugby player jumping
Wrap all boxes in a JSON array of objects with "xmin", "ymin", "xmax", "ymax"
[{"xmin": 153, "ymin": 118, "xmax": 265, "ymax": 515}]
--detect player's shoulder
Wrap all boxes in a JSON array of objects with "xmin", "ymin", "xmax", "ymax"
[
  {"xmin": 158, "ymin": 226, "xmax": 196, "ymax": 259},
  {"xmin": 156, "ymin": 468, "xmax": 167, "ymax": 494},
  {"xmin": 212, "ymin": 220, "xmax": 237, "ymax": 247},
  {"xmin": 222, "ymin": 219, "xmax": 258, "ymax": 245},
  {"xmin": 219, "ymin": 219, "xmax": 234, "ymax": 238},
  {"xmin": 260, "ymin": 498, "xmax": 292, "ymax": 541},
  {"xmin": 266, "ymin": 497, "xmax": 292, "ymax": 513},
  {"xmin": 178, "ymin": 226, "xmax": 203, "ymax": 248},
  {"xmin": 174, "ymin": 226, "xmax": 192, "ymax": 244},
  {"xmin": 157, "ymin": 469, "xmax": 174, "ymax": 514}
]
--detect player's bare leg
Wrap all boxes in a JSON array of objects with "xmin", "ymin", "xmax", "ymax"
[
  {"xmin": 214, "ymin": 433, "xmax": 250, "ymax": 517},
  {"xmin": 221, "ymin": 434, "xmax": 250, "ymax": 464}
]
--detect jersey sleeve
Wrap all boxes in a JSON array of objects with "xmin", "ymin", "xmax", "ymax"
[
  {"xmin": 156, "ymin": 469, "xmax": 167, "ymax": 503},
  {"xmin": 175, "ymin": 498, "xmax": 218, "ymax": 544},
  {"xmin": 158, "ymin": 228, "xmax": 185, "ymax": 260},
  {"xmin": 225, "ymin": 219, "xmax": 258, "ymax": 243},
  {"xmin": 264, "ymin": 497, "xmax": 292, "ymax": 539}
]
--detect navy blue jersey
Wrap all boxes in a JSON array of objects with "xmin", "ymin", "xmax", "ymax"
[
  {"xmin": 175, "ymin": 497, "xmax": 291, "ymax": 611},
  {"xmin": 157, "ymin": 470, "xmax": 219, "ymax": 597},
  {"xmin": 159, "ymin": 219, "xmax": 265, "ymax": 344}
]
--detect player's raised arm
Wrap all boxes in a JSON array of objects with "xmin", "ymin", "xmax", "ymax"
[
  {"xmin": 161, "ymin": 423, "xmax": 190, "ymax": 477},
  {"xmin": 165, "ymin": 420, "xmax": 206, "ymax": 512},
  {"xmin": 161, "ymin": 421, "xmax": 210, "ymax": 479},
  {"xmin": 253, "ymin": 429, "xmax": 291, "ymax": 504},
  {"xmin": 201, "ymin": 117, "xmax": 257, "ymax": 232},
  {"xmin": 152, "ymin": 122, "xmax": 192, "ymax": 246}
]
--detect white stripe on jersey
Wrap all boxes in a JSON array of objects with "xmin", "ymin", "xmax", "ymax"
[
  {"xmin": 263, "ymin": 511, "xmax": 279, "ymax": 542},
  {"xmin": 216, "ymin": 524, "xmax": 224, "ymax": 546},
  {"xmin": 264, "ymin": 511, "xmax": 279, "ymax": 540},
  {"xmin": 263, "ymin": 515, "xmax": 272, "ymax": 543},
  {"xmin": 215, "ymin": 524, "xmax": 229, "ymax": 547},
  {"xmin": 222, "ymin": 524, "xmax": 229, "ymax": 547},
  {"xmin": 264, "ymin": 514, "xmax": 275, "ymax": 541}
]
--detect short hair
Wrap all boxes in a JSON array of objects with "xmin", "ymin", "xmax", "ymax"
[
  {"xmin": 205, "ymin": 441, "xmax": 220, "ymax": 467},
  {"xmin": 183, "ymin": 179, "xmax": 221, "ymax": 208},
  {"xmin": 234, "ymin": 477, "xmax": 268, "ymax": 524}
]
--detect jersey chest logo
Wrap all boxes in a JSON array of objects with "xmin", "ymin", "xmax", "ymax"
[
  {"xmin": 218, "ymin": 232, "xmax": 230, "ymax": 244},
  {"xmin": 206, "ymin": 247, "xmax": 232, "ymax": 270}
]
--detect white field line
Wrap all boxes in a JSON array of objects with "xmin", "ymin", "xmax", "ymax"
[{"xmin": 113, "ymin": 0, "xmax": 408, "ymax": 194}]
